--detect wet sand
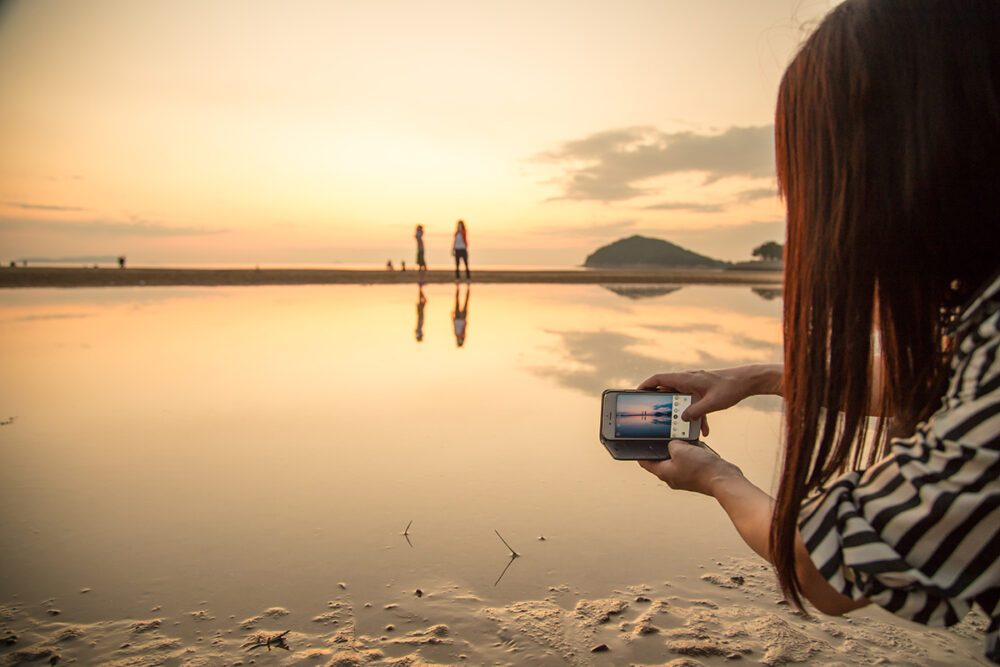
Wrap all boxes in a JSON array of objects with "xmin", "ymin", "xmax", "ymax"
[
  {"xmin": 0, "ymin": 266, "xmax": 783, "ymax": 288},
  {"xmin": 1, "ymin": 557, "xmax": 988, "ymax": 666}
]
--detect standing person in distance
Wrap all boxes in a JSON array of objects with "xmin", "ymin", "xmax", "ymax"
[
  {"xmin": 415, "ymin": 224, "xmax": 427, "ymax": 279},
  {"xmin": 634, "ymin": 0, "xmax": 1000, "ymax": 661},
  {"xmin": 452, "ymin": 219, "xmax": 470, "ymax": 281}
]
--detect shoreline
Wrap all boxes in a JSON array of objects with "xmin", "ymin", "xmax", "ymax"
[{"xmin": 0, "ymin": 266, "xmax": 783, "ymax": 288}]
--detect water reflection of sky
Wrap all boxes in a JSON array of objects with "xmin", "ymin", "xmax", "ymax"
[
  {"xmin": 532, "ymin": 285, "xmax": 783, "ymax": 412},
  {"xmin": 0, "ymin": 284, "xmax": 785, "ymax": 625}
]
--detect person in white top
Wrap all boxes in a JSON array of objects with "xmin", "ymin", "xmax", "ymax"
[{"xmin": 451, "ymin": 219, "xmax": 470, "ymax": 281}]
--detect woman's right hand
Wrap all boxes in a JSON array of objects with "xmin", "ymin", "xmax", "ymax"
[{"xmin": 637, "ymin": 364, "xmax": 783, "ymax": 435}]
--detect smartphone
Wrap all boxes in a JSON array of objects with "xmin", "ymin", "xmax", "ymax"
[{"xmin": 599, "ymin": 390, "xmax": 702, "ymax": 460}]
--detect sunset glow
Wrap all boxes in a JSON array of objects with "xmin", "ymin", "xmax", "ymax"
[{"xmin": 0, "ymin": 0, "xmax": 838, "ymax": 266}]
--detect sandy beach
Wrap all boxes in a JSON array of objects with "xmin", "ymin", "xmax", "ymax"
[
  {"xmin": 0, "ymin": 266, "xmax": 783, "ymax": 288},
  {"xmin": 1, "ymin": 556, "xmax": 989, "ymax": 666}
]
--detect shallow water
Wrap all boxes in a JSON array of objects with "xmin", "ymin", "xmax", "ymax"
[{"xmin": 0, "ymin": 284, "xmax": 785, "ymax": 625}]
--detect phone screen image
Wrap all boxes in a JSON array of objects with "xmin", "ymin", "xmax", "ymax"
[{"xmin": 615, "ymin": 393, "xmax": 693, "ymax": 439}]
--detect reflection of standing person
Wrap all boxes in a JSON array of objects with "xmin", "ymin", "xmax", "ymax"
[
  {"xmin": 451, "ymin": 219, "xmax": 470, "ymax": 281},
  {"xmin": 452, "ymin": 283, "xmax": 469, "ymax": 347},
  {"xmin": 415, "ymin": 283, "xmax": 427, "ymax": 342},
  {"xmin": 415, "ymin": 224, "xmax": 427, "ymax": 275}
]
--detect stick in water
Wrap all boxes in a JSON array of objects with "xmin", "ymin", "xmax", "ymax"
[{"xmin": 494, "ymin": 529, "xmax": 519, "ymax": 557}]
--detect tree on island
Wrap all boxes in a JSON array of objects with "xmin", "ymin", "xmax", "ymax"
[{"xmin": 752, "ymin": 241, "xmax": 784, "ymax": 262}]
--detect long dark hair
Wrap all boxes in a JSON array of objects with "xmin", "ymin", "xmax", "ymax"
[{"xmin": 773, "ymin": 0, "xmax": 1000, "ymax": 609}]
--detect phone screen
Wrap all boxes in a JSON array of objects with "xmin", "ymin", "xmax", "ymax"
[{"xmin": 615, "ymin": 393, "xmax": 694, "ymax": 439}]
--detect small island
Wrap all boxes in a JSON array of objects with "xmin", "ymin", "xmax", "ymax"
[
  {"xmin": 584, "ymin": 234, "xmax": 785, "ymax": 272},
  {"xmin": 583, "ymin": 235, "xmax": 729, "ymax": 269}
]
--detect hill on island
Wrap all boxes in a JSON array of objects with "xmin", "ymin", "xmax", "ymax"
[{"xmin": 583, "ymin": 235, "xmax": 728, "ymax": 269}]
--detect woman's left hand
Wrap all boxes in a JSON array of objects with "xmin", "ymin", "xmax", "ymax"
[
  {"xmin": 640, "ymin": 442, "xmax": 870, "ymax": 617},
  {"xmin": 638, "ymin": 440, "xmax": 743, "ymax": 497}
]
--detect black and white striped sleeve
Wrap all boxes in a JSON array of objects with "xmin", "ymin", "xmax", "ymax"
[{"xmin": 798, "ymin": 303, "xmax": 1000, "ymax": 662}]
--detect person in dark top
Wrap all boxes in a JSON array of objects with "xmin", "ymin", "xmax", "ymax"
[
  {"xmin": 415, "ymin": 224, "xmax": 427, "ymax": 276},
  {"xmin": 452, "ymin": 219, "xmax": 470, "ymax": 281},
  {"xmin": 634, "ymin": 1, "xmax": 1000, "ymax": 661}
]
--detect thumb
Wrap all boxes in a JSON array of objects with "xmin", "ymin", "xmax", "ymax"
[
  {"xmin": 667, "ymin": 439, "xmax": 688, "ymax": 458},
  {"xmin": 638, "ymin": 459, "xmax": 667, "ymax": 478}
]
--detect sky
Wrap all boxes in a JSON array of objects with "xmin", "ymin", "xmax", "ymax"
[{"xmin": 0, "ymin": 0, "xmax": 838, "ymax": 267}]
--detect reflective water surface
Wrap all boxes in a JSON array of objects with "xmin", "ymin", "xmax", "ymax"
[{"xmin": 0, "ymin": 284, "xmax": 784, "ymax": 624}]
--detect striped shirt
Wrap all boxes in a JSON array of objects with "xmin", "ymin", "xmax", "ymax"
[{"xmin": 799, "ymin": 272, "xmax": 1000, "ymax": 663}]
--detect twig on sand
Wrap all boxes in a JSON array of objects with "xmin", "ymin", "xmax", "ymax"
[
  {"xmin": 242, "ymin": 630, "xmax": 290, "ymax": 652},
  {"xmin": 495, "ymin": 529, "xmax": 519, "ymax": 557},
  {"xmin": 494, "ymin": 554, "xmax": 518, "ymax": 586},
  {"xmin": 0, "ymin": 417, "xmax": 15, "ymax": 427},
  {"xmin": 403, "ymin": 520, "xmax": 414, "ymax": 548}
]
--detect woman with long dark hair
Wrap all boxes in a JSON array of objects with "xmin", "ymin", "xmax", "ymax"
[
  {"xmin": 452, "ymin": 219, "xmax": 470, "ymax": 281},
  {"xmin": 637, "ymin": 0, "xmax": 1000, "ymax": 661}
]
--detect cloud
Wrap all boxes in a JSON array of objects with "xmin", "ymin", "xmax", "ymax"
[
  {"xmin": 643, "ymin": 322, "xmax": 782, "ymax": 355},
  {"xmin": 15, "ymin": 313, "xmax": 92, "ymax": 322},
  {"xmin": 736, "ymin": 187, "xmax": 779, "ymax": 203},
  {"xmin": 6, "ymin": 201, "xmax": 87, "ymax": 212},
  {"xmin": 642, "ymin": 187, "xmax": 778, "ymax": 214},
  {"xmin": 643, "ymin": 201, "xmax": 726, "ymax": 213},
  {"xmin": 530, "ymin": 329, "xmax": 669, "ymax": 396},
  {"xmin": 652, "ymin": 219, "xmax": 786, "ymax": 262},
  {"xmin": 533, "ymin": 125, "xmax": 775, "ymax": 202},
  {"xmin": 663, "ymin": 219, "xmax": 785, "ymax": 242},
  {"xmin": 537, "ymin": 219, "xmax": 637, "ymax": 237},
  {"xmin": 0, "ymin": 217, "xmax": 226, "ymax": 237}
]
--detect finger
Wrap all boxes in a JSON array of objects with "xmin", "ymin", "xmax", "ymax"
[
  {"xmin": 636, "ymin": 373, "xmax": 689, "ymax": 391},
  {"xmin": 681, "ymin": 398, "xmax": 718, "ymax": 421},
  {"xmin": 681, "ymin": 405, "xmax": 704, "ymax": 420},
  {"xmin": 637, "ymin": 374, "xmax": 674, "ymax": 391},
  {"xmin": 637, "ymin": 372, "xmax": 697, "ymax": 392},
  {"xmin": 700, "ymin": 415, "xmax": 710, "ymax": 437}
]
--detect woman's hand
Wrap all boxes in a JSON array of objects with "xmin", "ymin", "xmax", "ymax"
[
  {"xmin": 637, "ymin": 364, "xmax": 783, "ymax": 436},
  {"xmin": 638, "ymin": 440, "xmax": 743, "ymax": 497},
  {"xmin": 639, "ymin": 441, "xmax": 870, "ymax": 616}
]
